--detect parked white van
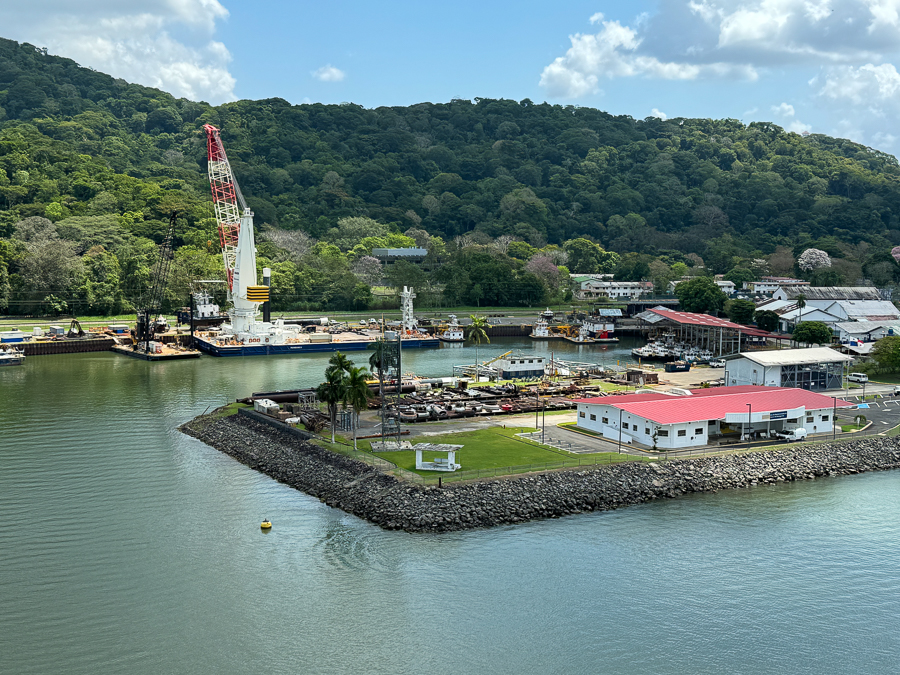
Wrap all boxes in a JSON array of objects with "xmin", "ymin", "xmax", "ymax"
[{"xmin": 848, "ymin": 373, "xmax": 869, "ymax": 383}]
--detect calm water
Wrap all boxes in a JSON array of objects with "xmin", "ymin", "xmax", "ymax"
[{"xmin": 2, "ymin": 341, "xmax": 899, "ymax": 674}]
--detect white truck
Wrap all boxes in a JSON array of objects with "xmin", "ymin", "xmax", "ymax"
[{"xmin": 774, "ymin": 428, "xmax": 808, "ymax": 442}]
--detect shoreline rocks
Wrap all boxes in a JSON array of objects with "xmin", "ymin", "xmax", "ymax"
[{"xmin": 181, "ymin": 412, "xmax": 900, "ymax": 533}]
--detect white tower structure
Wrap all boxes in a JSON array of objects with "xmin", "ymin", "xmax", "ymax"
[{"xmin": 400, "ymin": 286, "xmax": 416, "ymax": 332}]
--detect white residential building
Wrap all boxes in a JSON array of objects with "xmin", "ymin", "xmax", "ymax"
[{"xmin": 575, "ymin": 279, "xmax": 653, "ymax": 300}]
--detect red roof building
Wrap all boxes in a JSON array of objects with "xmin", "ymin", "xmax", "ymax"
[{"xmin": 575, "ymin": 386, "xmax": 852, "ymax": 449}]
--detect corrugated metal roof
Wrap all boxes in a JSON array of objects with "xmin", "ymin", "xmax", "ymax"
[
  {"xmin": 723, "ymin": 347, "xmax": 852, "ymax": 365},
  {"xmin": 779, "ymin": 287, "xmax": 881, "ymax": 300},
  {"xmin": 596, "ymin": 308, "xmax": 623, "ymax": 316},
  {"xmin": 579, "ymin": 386, "xmax": 853, "ymax": 425},
  {"xmin": 835, "ymin": 320, "xmax": 900, "ymax": 333},
  {"xmin": 641, "ymin": 307, "xmax": 777, "ymax": 337}
]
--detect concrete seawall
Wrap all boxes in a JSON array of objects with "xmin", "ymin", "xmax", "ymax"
[{"xmin": 180, "ymin": 412, "xmax": 900, "ymax": 533}]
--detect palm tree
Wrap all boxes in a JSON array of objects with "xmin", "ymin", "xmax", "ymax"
[
  {"xmin": 328, "ymin": 351, "xmax": 353, "ymax": 376},
  {"xmin": 344, "ymin": 365, "xmax": 373, "ymax": 450},
  {"xmin": 316, "ymin": 366, "xmax": 346, "ymax": 444},
  {"xmin": 467, "ymin": 314, "xmax": 490, "ymax": 382}
]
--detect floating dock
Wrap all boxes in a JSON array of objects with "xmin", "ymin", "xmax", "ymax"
[
  {"xmin": 110, "ymin": 344, "xmax": 201, "ymax": 361},
  {"xmin": 193, "ymin": 332, "xmax": 439, "ymax": 356}
]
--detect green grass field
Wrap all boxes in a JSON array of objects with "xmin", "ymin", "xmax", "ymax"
[{"xmin": 365, "ymin": 426, "xmax": 640, "ymax": 475}]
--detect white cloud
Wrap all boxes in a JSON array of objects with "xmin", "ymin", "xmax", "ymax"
[
  {"xmin": 312, "ymin": 65, "xmax": 346, "ymax": 82},
  {"xmin": 818, "ymin": 62, "xmax": 900, "ymax": 103},
  {"xmin": 650, "ymin": 108, "xmax": 668, "ymax": 119},
  {"xmin": 788, "ymin": 119, "xmax": 813, "ymax": 132},
  {"xmin": 0, "ymin": 0, "xmax": 235, "ymax": 103},
  {"xmin": 772, "ymin": 102, "xmax": 796, "ymax": 116},
  {"xmin": 539, "ymin": 18, "xmax": 756, "ymax": 97},
  {"xmin": 589, "ymin": 12, "xmax": 605, "ymax": 24}
]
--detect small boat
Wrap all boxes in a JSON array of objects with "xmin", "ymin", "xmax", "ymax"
[
  {"xmin": 529, "ymin": 319, "xmax": 554, "ymax": 340},
  {"xmin": 664, "ymin": 360, "xmax": 691, "ymax": 372},
  {"xmin": 438, "ymin": 315, "xmax": 465, "ymax": 343},
  {"xmin": 563, "ymin": 325, "xmax": 596, "ymax": 344},
  {"xmin": 0, "ymin": 346, "xmax": 25, "ymax": 366}
]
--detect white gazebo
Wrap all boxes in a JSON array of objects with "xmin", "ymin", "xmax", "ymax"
[{"xmin": 414, "ymin": 443, "xmax": 462, "ymax": 471}]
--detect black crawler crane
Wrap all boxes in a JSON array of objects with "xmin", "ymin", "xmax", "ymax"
[{"xmin": 134, "ymin": 211, "xmax": 177, "ymax": 353}]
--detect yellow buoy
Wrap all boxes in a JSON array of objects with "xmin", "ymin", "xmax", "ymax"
[{"xmin": 260, "ymin": 519, "xmax": 272, "ymax": 530}]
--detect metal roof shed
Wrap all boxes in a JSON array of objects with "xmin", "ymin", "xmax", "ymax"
[{"xmin": 721, "ymin": 348, "xmax": 852, "ymax": 390}]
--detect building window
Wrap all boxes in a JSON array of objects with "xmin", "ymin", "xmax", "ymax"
[
  {"xmin": 677, "ymin": 429, "xmax": 686, "ymax": 437},
  {"xmin": 528, "ymin": 359, "xmax": 533, "ymax": 363},
  {"xmin": 695, "ymin": 428, "xmax": 703, "ymax": 435},
  {"xmin": 590, "ymin": 414, "xmax": 596, "ymax": 421},
  {"xmin": 821, "ymin": 415, "xmax": 829, "ymax": 421},
  {"xmin": 658, "ymin": 430, "xmax": 669, "ymax": 437},
  {"xmin": 806, "ymin": 416, "xmax": 814, "ymax": 423},
  {"xmin": 602, "ymin": 417, "xmax": 608, "ymax": 424},
  {"xmin": 622, "ymin": 422, "xmax": 629, "ymax": 430},
  {"xmin": 645, "ymin": 428, "xmax": 650, "ymax": 435},
  {"xmin": 579, "ymin": 412, "xmax": 585, "ymax": 418}
]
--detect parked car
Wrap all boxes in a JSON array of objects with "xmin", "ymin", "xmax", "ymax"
[
  {"xmin": 709, "ymin": 359, "xmax": 726, "ymax": 368},
  {"xmin": 848, "ymin": 372, "xmax": 869, "ymax": 383}
]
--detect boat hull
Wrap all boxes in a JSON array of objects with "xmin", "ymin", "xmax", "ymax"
[{"xmin": 194, "ymin": 336, "xmax": 440, "ymax": 356}]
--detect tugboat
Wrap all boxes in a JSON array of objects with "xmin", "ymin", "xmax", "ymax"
[
  {"xmin": 563, "ymin": 325, "xmax": 596, "ymax": 344},
  {"xmin": 529, "ymin": 318, "xmax": 554, "ymax": 340},
  {"xmin": 438, "ymin": 315, "xmax": 465, "ymax": 343}
]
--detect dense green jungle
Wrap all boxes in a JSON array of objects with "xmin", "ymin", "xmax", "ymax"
[{"xmin": 2, "ymin": 36, "xmax": 900, "ymax": 319}]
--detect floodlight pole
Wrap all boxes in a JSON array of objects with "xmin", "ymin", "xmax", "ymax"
[
  {"xmin": 747, "ymin": 403, "xmax": 752, "ymax": 449},
  {"xmin": 618, "ymin": 407, "xmax": 623, "ymax": 454},
  {"xmin": 832, "ymin": 397, "xmax": 837, "ymax": 440}
]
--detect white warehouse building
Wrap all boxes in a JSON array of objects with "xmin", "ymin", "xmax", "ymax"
[
  {"xmin": 722, "ymin": 347, "xmax": 853, "ymax": 390},
  {"xmin": 575, "ymin": 386, "xmax": 853, "ymax": 449}
]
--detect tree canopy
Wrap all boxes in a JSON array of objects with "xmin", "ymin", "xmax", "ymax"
[{"xmin": 4, "ymin": 36, "xmax": 900, "ymax": 314}]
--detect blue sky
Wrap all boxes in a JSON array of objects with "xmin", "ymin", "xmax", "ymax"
[{"xmin": 4, "ymin": 1, "xmax": 900, "ymax": 154}]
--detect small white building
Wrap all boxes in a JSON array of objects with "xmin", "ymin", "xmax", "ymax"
[
  {"xmin": 496, "ymin": 353, "xmax": 546, "ymax": 379},
  {"xmin": 667, "ymin": 277, "xmax": 735, "ymax": 295},
  {"xmin": 722, "ymin": 348, "xmax": 852, "ymax": 390},
  {"xmin": 575, "ymin": 386, "xmax": 852, "ymax": 449},
  {"xmin": 745, "ymin": 277, "xmax": 809, "ymax": 295}
]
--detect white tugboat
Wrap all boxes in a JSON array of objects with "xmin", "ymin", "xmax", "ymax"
[
  {"xmin": 439, "ymin": 315, "xmax": 465, "ymax": 342},
  {"xmin": 529, "ymin": 318, "xmax": 554, "ymax": 340}
]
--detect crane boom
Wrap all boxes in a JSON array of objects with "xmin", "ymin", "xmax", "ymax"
[
  {"xmin": 203, "ymin": 124, "xmax": 266, "ymax": 336},
  {"xmin": 203, "ymin": 124, "xmax": 246, "ymax": 296}
]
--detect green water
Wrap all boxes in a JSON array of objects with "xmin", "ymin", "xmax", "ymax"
[{"xmin": 1, "ymin": 344, "xmax": 899, "ymax": 674}]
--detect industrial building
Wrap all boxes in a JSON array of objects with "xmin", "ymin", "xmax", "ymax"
[
  {"xmin": 575, "ymin": 386, "xmax": 853, "ymax": 449},
  {"xmin": 721, "ymin": 348, "xmax": 853, "ymax": 390},
  {"xmin": 635, "ymin": 307, "xmax": 781, "ymax": 356}
]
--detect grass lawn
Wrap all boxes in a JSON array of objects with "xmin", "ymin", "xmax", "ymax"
[
  {"xmin": 365, "ymin": 426, "xmax": 636, "ymax": 475},
  {"xmin": 841, "ymin": 423, "xmax": 866, "ymax": 432}
]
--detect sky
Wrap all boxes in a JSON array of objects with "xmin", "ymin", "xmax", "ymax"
[{"xmin": 3, "ymin": 0, "xmax": 900, "ymax": 154}]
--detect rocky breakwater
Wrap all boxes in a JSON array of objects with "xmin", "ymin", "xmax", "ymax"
[{"xmin": 181, "ymin": 412, "xmax": 900, "ymax": 533}]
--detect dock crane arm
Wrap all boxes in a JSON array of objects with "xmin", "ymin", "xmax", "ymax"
[{"xmin": 135, "ymin": 211, "xmax": 177, "ymax": 352}]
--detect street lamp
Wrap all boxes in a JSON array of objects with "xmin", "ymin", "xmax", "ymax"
[
  {"xmin": 832, "ymin": 397, "xmax": 837, "ymax": 440},
  {"xmin": 747, "ymin": 403, "xmax": 752, "ymax": 448},
  {"xmin": 618, "ymin": 407, "xmax": 623, "ymax": 454},
  {"xmin": 541, "ymin": 397, "xmax": 546, "ymax": 444}
]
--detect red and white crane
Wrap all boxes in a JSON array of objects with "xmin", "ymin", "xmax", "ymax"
[{"xmin": 203, "ymin": 124, "xmax": 268, "ymax": 335}]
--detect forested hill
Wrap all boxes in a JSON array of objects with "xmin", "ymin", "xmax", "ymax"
[{"xmin": 2, "ymin": 35, "xmax": 900, "ymax": 316}]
